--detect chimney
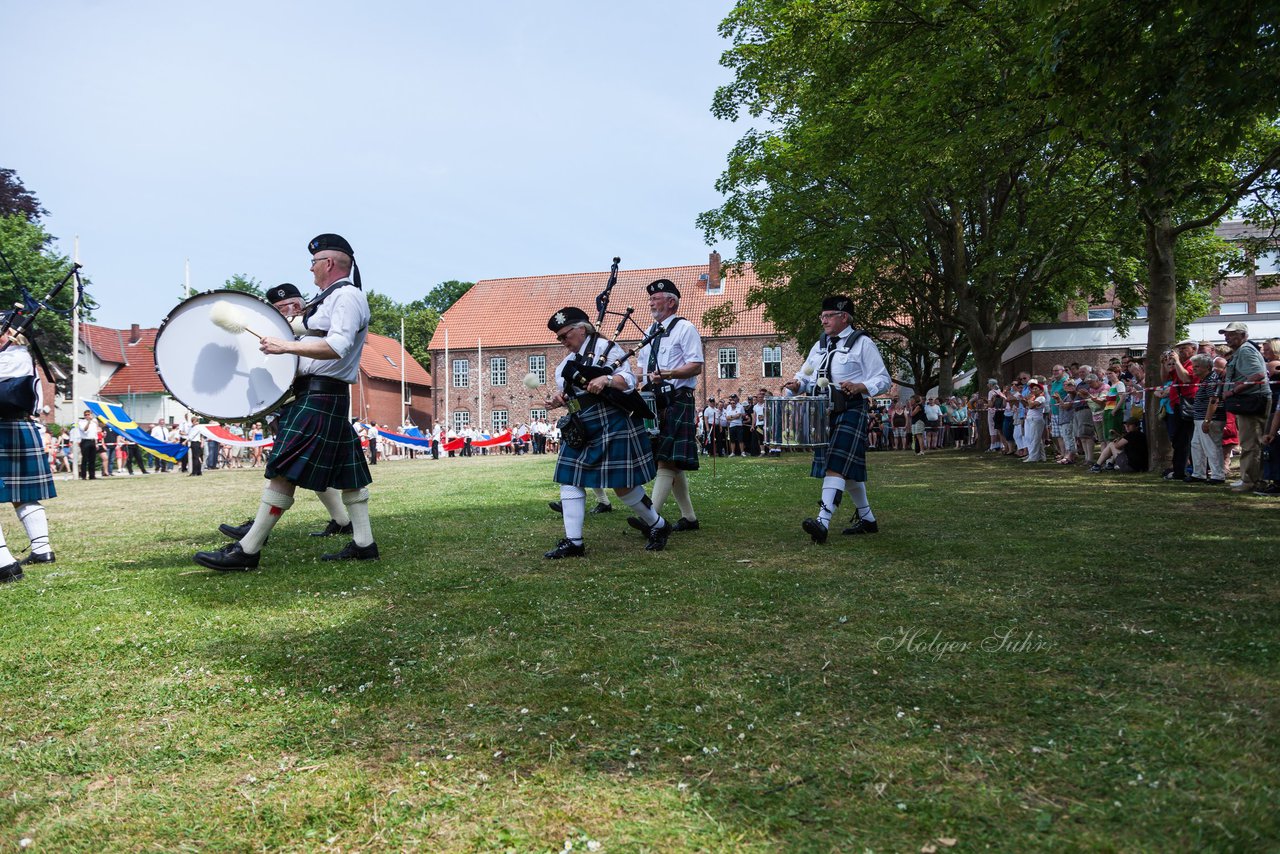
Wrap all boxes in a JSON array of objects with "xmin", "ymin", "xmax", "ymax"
[
  {"xmin": 708, "ymin": 251, "xmax": 721, "ymax": 290},
  {"xmin": 129, "ymin": 323, "xmax": 141, "ymax": 344}
]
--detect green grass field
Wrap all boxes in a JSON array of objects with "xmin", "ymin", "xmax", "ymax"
[{"xmin": 1, "ymin": 451, "xmax": 1276, "ymax": 852}]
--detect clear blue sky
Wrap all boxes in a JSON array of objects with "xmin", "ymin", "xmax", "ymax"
[{"xmin": 3, "ymin": 1, "xmax": 748, "ymax": 328}]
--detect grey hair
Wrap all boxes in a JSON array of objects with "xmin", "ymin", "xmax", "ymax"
[
  {"xmin": 1085, "ymin": 373, "xmax": 1099, "ymax": 383},
  {"xmin": 1190, "ymin": 353, "xmax": 1214, "ymax": 370}
]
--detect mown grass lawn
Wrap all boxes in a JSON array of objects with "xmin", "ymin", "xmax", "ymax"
[{"xmin": 1, "ymin": 450, "xmax": 1276, "ymax": 852}]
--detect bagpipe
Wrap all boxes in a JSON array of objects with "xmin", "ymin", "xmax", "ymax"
[{"xmin": 561, "ymin": 256, "xmax": 657, "ymax": 421}]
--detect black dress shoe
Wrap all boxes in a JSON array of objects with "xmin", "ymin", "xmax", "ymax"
[
  {"xmin": 589, "ymin": 502, "xmax": 613, "ymax": 514},
  {"xmin": 309, "ymin": 519, "xmax": 354, "ymax": 537},
  {"xmin": 18, "ymin": 551, "xmax": 55, "ymax": 566},
  {"xmin": 802, "ymin": 517, "xmax": 829, "ymax": 544},
  {"xmin": 645, "ymin": 519, "xmax": 672, "ymax": 551},
  {"xmin": 544, "ymin": 538, "xmax": 586, "ymax": 559},
  {"xmin": 194, "ymin": 542, "xmax": 260, "ymax": 572},
  {"xmin": 219, "ymin": 519, "xmax": 254, "ymax": 540},
  {"xmin": 0, "ymin": 561, "xmax": 23, "ymax": 583},
  {"xmin": 841, "ymin": 517, "xmax": 880, "ymax": 535},
  {"xmin": 672, "ymin": 517, "xmax": 700, "ymax": 532},
  {"xmin": 548, "ymin": 501, "xmax": 563, "ymax": 514},
  {"xmin": 321, "ymin": 540, "xmax": 380, "ymax": 561},
  {"xmin": 625, "ymin": 515, "xmax": 648, "ymax": 532}
]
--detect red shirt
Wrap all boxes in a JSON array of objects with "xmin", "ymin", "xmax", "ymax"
[{"xmin": 1169, "ymin": 359, "xmax": 1199, "ymax": 405}]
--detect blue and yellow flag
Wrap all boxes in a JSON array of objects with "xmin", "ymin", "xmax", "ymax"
[{"xmin": 85, "ymin": 400, "xmax": 188, "ymax": 463}]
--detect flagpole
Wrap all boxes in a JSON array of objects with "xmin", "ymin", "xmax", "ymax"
[
  {"xmin": 400, "ymin": 315, "xmax": 406, "ymax": 427},
  {"xmin": 444, "ymin": 328, "xmax": 450, "ymax": 431},
  {"xmin": 70, "ymin": 236, "xmax": 81, "ymax": 473},
  {"xmin": 477, "ymin": 337, "xmax": 483, "ymax": 434},
  {"xmin": 184, "ymin": 258, "xmax": 191, "ymax": 298}
]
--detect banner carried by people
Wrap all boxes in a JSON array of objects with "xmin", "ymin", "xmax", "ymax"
[
  {"xmin": 375, "ymin": 427, "xmax": 433, "ymax": 450},
  {"xmin": 196, "ymin": 425, "xmax": 273, "ymax": 448},
  {"xmin": 85, "ymin": 400, "xmax": 188, "ymax": 463}
]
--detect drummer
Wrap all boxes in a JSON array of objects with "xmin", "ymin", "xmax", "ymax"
[
  {"xmin": 544, "ymin": 307, "xmax": 670, "ymax": 558},
  {"xmin": 194, "ymin": 233, "xmax": 376, "ymax": 571},
  {"xmin": 0, "ymin": 314, "xmax": 57, "ymax": 581},
  {"xmin": 783, "ymin": 295, "xmax": 892, "ymax": 544},
  {"xmin": 628, "ymin": 278, "xmax": 704, "ymax": 532},
  {"xmin": 214, "ymin": 281, "xmax": 355, "ymax": 543}
]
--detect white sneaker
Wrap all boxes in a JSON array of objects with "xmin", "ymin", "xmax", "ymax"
[{"xmin": 1229, "ymin": 480, "xmax": 1244, "ymax": 488}]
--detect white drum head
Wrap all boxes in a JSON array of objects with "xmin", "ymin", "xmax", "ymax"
[{"xmin": 154, "ymin": 290, "xmax": 299, "ymax": 421}]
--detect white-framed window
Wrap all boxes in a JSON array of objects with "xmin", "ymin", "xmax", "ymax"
[
  {"xmin": 491, "ymin": 410, "xmax": 509, "ymax": 432},
  {"xmin": 529, "ymin": 408, "xmax": 547, "ymax": 421},
  {"xmin": 452, "ymin": 359, "xmax": 470, "ymax": 388},
  {"xmin": 490, "ymin": 356, "xmax": 507, "ymax": 387},
  {"xmin": 1254, "ymin": 250, "xmax": 1280, "ymax": 276},
  {"xmin": 528, "ymin": 354, "xmax": 547, "ymax": 384},
  {"xmin": 1219, "ymin": 302, "xmax": 1248, "ymax": 315},
  {"xmin": 762, "ymin": 345, "xmax": 782, "ymax": 378},
  {"xmin": 452, "ymin": 410, "xmax": 470, "ymax": 430},
  {"xmin": 1256, "ymin": 300, "xmax": 1280, "ymax": 314},
  {"xmin": 718, "ymin": 347, "xmax": 738, "ymax": 379},
  {"xmin": 1086, "ymin": 308, "xmax": 1115, "ymax": 321}
]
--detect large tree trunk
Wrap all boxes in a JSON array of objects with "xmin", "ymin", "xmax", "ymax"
[
  {"xmin": 937, "ymin": 348, "xmax": 956, "ymax": 397},
  {"xmin": 1144, "ymin": 214, "xmax": 1178, "ymax": 471}
]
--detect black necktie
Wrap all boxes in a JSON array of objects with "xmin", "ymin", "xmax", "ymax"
[{"xmin": 647, "ymin": 321, "xmax": 664, "ymax": 374}]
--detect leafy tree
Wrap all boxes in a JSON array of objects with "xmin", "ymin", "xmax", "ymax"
[
  {"xmin": 365, "ymin": 291, "xmax": 440, "ymax": 372},
  {"xmin": 0, "ymin": 215, "xmax": 80, "ymax": 377},
  {"xmin": 0, "ymin": 168, "xmax": 46, "ymax": 222},
  {"xmin": 223, "ymin": 273, "xmax": 264, "ymax": 297},
  {"xmin": 1035, "ymin": 0, "xmax": 1280, "ymax": 462},
  {"xmin": 421, "ymin": 280, "xmax": 474, "ymax": 314},
  {"xmin": 702, "ymin": 0, "xmax": 1123, "ymax": 390}
]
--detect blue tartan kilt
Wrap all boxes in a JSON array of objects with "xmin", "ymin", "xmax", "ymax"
[
  {"xmin": 0, "ymin": 420, "xmax": 56, "ymax": 503},
  {"xmin": 265, "ymin": 392, "xmax": 372, "ymax": 492},
  {"xmin": 651, "ymin": 393, "xmax": 700, "ymax": 471},
  {"xmin": 555, "ymin": 402, "xmax": 657, "ymax": 489},
  {"xmin": 810, "ymin": 405, "xmax": 869, "ymax": 481}
]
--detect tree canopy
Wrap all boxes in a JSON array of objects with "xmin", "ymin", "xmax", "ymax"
[{"xmin": 222, "ymin": 273, "xmax": 264, "ymax": 298}]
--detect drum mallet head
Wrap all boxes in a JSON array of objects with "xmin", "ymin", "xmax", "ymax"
[
  {"xmin": 210, "ymin": 300, "xmax": 262, "ymax": 339},
  {"xmin": 522, "ymin": 372, "xmax": 541, "ymax": 389}
]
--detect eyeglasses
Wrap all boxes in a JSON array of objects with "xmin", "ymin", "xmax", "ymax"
[
  {"xmin": 819, "ymin": 312, "xmax": 843, "ymax": 320},
  {"xmin": 310, "ymin": 257, "xmax": 331, "ymax": 268},
  {"xmin": 555, "ymin": 331, "xmax": 572, "ymax": 343}
]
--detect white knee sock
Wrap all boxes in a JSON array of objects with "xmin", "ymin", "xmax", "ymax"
[
  {"xmin": 592, "ymin": 487, "xmax": 610, "ymax": 507},
  {"xmin": 316, "ymin": 487, "xmax": 350, "ymax": 526},
  {"xmin": 0, "ymin": 522, "xmax": 13, "ymax": 565},
  {"xmin": 16, "ymin": 502, "xmax": 50, "ymax": 555},
  {"xmin": 560, "ymin": 485, "xmax": 586, "ymax": 543},
  {"xmin": 619, "ymin": 487, "xmax": 661, "ymax": 528},
  {"xmin": 846, "ymin": 480, "xmax": 875, "ymax": 522},
  {"xmin": 342, "ymin": 487, "xmax": 373, "ymax": 547},
  {"xmin": 650, "ymin": 469, "xmax": 676, "ymax": 512},
  {"xmin": 240, "ymin": 488, "xmax": 294, "ymax": 553},
  {"xmin": 671, "ymin": 470, "xmax": 696, "ymax": 521},
  {"xmin": 818, "ymin": 475, "xmax": 845, "ymax": 526}
]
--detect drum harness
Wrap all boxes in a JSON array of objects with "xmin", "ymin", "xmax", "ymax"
[
  {"xmin": 819, "ymin": 329, "xmax": 869, "ymax": 416},
  {"xmin": 290, "ymin": 278, "xmax": 368, "ymax": 399}
]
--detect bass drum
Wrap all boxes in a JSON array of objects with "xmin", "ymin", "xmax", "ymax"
[
  {"xmin": 154, "ymin": 290, "xmax": 298, "ymax": 421},
  {"xmin": 764, "ymin": 395, "xmax": 830, "ymax": 448}
]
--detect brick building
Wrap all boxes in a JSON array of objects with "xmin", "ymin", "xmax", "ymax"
[
  {"xmin": 354, "ymin": 332, "xmax": 433, "ymax": 429},
  {"xmin": 1002, "ymin": 221, "xmax": 1280, "ymax": 377},
  {"xmin": 425, "ymin": 253, "xmax": 810, "ymax": 433}
]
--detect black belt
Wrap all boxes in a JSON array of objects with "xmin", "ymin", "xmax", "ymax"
[{"xmin": 292, "ymin": 375, "xmax": 350, "ymax": 397}]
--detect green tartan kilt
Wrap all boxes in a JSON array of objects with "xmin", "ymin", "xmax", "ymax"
[
  {"xmin": 265, "ymin": 392, "xmax": 371, "ymax": 492},
  {"xmin": 651, "ymin": 391, "xmax": 700, "ymax": 471},
  {"xmin": 0, "ymin": 420, "xmax": 55, "ymax": 503},
  {"xmin": 810, "ymin": 405, "xmax": 869, "ymax": 482},
  {"xmin": 554, "ymin": 401, "xmax": 656, "ymax": 489}
]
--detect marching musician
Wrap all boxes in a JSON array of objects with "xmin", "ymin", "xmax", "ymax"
[
  {"xmin": 194, "ymin": 234, "xmax": 376, "ymax": 571},
  {"xmin": 215, "ymin": 282, "xmax": 354, "ymax": 541},
  {"xmin": 0, "ymin": 315, "xmax": 57, "ymax": 581},
  {"xmin": 628, "ymin": 278, "xmax": 704, "ymax": 532},
  {"xmin": 783, "ymin": 296, "xmax": 892, "ymax": 544},
  {"xmin": 543, "ymin": 307, "xmax": 671, "ymax": 559}
]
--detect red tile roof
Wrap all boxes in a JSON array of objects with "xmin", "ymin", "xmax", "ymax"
[
  {"xmin": 427, "ymin": 262, "xmax": 775, "ymax": 351},
  {"xmin": 98, "ymin": 327, "xmax": 165, "ymax": 395},
  {"xmin": 81, "ymin": 322, "xmax": 128, "ymax": 365},
  {"xmin": 361, "ymin": 332, "xmax": 432, "ymax": 386}
]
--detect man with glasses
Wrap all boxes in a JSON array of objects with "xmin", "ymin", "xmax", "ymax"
[
  {"xmin": 784, "ymin": 296, "xmax": 892, "ymax": 543},
  {"xmin": 194, "ymin": 233, "xmax": 376, "ymax": 571}
]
